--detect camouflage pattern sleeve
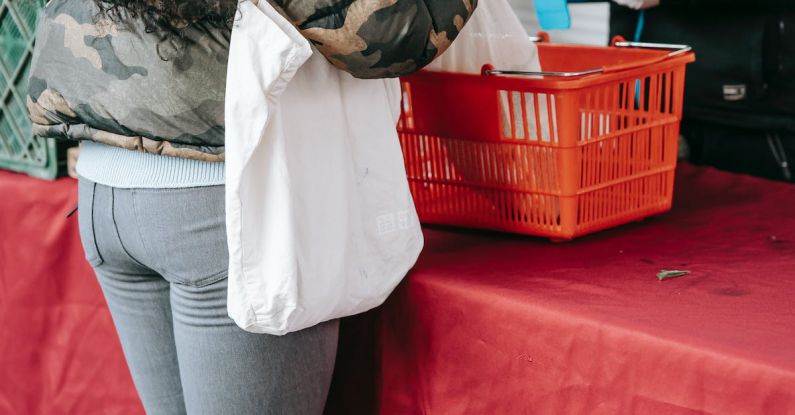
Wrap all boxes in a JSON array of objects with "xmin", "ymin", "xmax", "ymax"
[{"xmin": 271, "ymin": 0, "xmax": 478, "ymax": 79}]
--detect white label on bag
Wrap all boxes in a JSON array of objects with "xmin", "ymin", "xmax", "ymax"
[{"xmin": 377, "ymin": 211, "xmax": 413, "ymax": 235}]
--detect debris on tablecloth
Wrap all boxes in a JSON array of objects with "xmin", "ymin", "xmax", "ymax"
[{"xmin": 657, "ymin": 270, "xmax": 690, "ymax": 281}]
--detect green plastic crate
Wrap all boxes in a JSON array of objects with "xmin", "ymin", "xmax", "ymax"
[{"xmin": 0, "ymin": 0, "xmax": 66, "ymax": 180}]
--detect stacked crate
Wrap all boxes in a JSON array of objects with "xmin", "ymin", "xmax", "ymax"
[{"xmin": 0, "ymin": 0, "xmax": 63, "ymax": 179}]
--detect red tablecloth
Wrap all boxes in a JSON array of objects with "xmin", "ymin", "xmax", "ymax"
[
  {"xmin": 0, "ymin": 174, "xmax": 142, "ymax": 414},
  {"xmin": 2, "ymin": 165, "xmax": 794, "ymax": 414},
  {"xmin": 370, "ymin": 166, "xmax": 795, "ymax": 414}
]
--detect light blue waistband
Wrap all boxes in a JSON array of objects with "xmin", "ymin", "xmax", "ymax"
[{"xmin": 75, "ymin": 140, "xmax": 225, "ymax": 189}]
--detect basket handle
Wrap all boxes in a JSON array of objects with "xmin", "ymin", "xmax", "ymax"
[
  {"xmin": 483, "ymin": 37, "xmax": 692, "ymax": 77},
  {"xmin": 603, "ymin": 41, "xmax": 692, "ymax": 73}
]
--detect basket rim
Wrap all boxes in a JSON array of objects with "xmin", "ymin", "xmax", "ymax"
[{"xmin": 411, "ymin": 44, "xmax": 695, "ymax": 91}]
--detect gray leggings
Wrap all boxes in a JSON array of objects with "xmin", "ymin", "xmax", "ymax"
[{"xmin": 77, "ymin": 179, "xmax": 339, "ymax": 415}]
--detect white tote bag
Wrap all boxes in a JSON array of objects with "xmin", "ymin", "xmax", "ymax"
[{"xmin": 224, "ymin": 0, "xmax": 424, "ymax": 335}]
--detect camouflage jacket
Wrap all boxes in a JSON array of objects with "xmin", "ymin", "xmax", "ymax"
[
  {"xmin": 27, "ymin": 0, "xmax": 476, "ymax": 160},
  {"xmin": 274, "ymin": 0, "xmax": 478, "ymax": 79},
  {"xmin": 28, "ymin": 0, "xmax": 230, "ymax": 161}
]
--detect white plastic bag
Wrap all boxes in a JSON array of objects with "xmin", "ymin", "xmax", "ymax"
[
  {"xmin": 224, "ymin": 0, "xmax": 424, "ymax": 335},
  {"xmin": 426, "ymin": 0, "xmax": 546, "ymax": 140},
  {"xmin": 426, "ymin": 0, "xmax": 541, "ymax": 74}
]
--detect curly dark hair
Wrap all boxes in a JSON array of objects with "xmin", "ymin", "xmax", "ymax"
[
  {"xmin": 94, "ymin": 0, "xmax": 238, "ymax": 29},
  {"xmin": 93, "ymin": 0, "xmax": 238, "ymax": 60}
]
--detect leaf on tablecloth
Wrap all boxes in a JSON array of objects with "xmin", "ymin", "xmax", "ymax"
[{"xmin": 657, "ymin": 270, "xmax": 690, "ymax": 281}]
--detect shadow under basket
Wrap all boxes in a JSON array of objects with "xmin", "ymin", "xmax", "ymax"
[{"xmin": 397, "ymin": 38, "xmax": 695, "ymax": 240}]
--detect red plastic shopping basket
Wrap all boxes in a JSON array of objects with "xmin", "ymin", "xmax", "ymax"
[{"xmin": 397, "ymin": 35, "xmax": 695, "ymax": 240}]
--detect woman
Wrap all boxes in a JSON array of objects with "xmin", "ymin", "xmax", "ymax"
[{"xmin": 27, "ymin": 1, "xmax": 340, "ymax": 413}]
